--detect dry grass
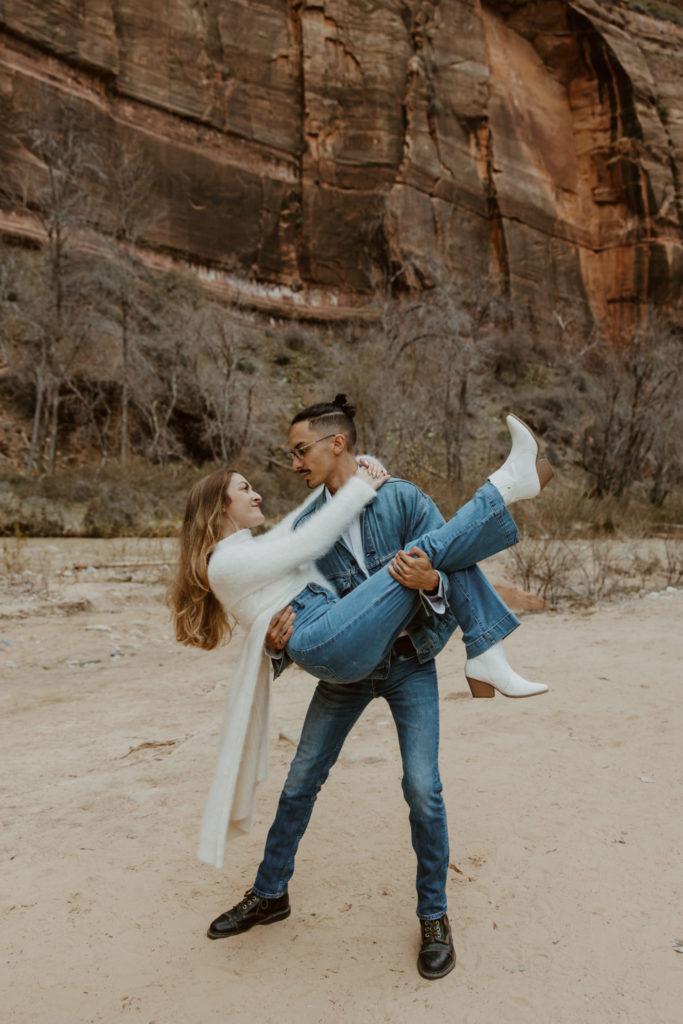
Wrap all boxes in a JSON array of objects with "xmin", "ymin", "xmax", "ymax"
[
  {"xmin": 492, "ymin": 475, "xmax": 682, "ymax": 607},
  {"xmin": 506, "ymin": 534, "xmax": 681, "ymax": 608},
  {"xmin": 663, "ymin": 536, "xmax": 683, "ymax": 586},
  {"xmin": 1, "ymin": 529, "xmax": 27, "ymax": 575},
  {"xmin": 1, "ymin": 530, "xmax": 54, "ymax": 597}
]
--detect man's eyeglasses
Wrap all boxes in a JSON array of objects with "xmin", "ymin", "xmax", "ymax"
[{"xmin": 286, "ymin": 434, "xmax": 336, "ymax": 461}]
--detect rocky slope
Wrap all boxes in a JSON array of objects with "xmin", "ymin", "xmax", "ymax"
[{"xmin": 0, "ymin": 0, "xmax": 681, "ymax": 336}]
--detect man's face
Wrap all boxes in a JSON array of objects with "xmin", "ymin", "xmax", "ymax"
[{"xmin": 287, "ymin": 421, "xmax": 339, "ymax": 489}]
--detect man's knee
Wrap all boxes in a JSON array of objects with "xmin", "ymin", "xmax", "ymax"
[
  {"xmin": 282, "ymin": 749, "xmax": 336, "ymax": 799},
  {"xmin": 401, "ymin": 771, "xmax": 444, "ymax": 819}
]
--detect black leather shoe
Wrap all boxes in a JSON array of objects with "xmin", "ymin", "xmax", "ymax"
[
  {"xmin": 417, "ymin": 914, "xmax": 456, "ymax": 979},
  {"xmin": 207, "ymin": 888, "xmax": 291, "ymax": 939}
]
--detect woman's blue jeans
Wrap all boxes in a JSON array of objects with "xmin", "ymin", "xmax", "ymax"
[
  {"xmin": 253, "ymin": 655, "xmax": 449, "ymax": 919},
  {"xmin": 287, "ymin": 482, "xmax": 519, "ymax": 683}
]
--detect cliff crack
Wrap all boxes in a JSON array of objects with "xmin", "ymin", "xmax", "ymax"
[
  {"xmin": 480, "ymin": 118, "xmax": 510, "ymax": 297},
  {"xmin": 288, "ymin": 0, "xmax": 306, "ymax": 281},
  {"xmin": 110, "ymin": 0, "xmax": 123, "ymax": 86},
  {"xmin": 396, "ymin": 2, "xmax": 445, "ymax": 176},
  {"xmin": 314, "ymin": 4, "xmax": 361, "ymax": 69},
  {"xmin": 656, "ymin": 97, "xmax": 683, "ymax": 228}
]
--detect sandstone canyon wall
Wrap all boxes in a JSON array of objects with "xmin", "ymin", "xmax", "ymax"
[{"xmin": 0, "ymin": 0, "xmax": 681, "ymax": 337}]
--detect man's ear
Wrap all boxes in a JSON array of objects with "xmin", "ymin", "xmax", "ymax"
[{"xmin": 331, "ymin": 433, "xmax": 348, "ymax": 455}]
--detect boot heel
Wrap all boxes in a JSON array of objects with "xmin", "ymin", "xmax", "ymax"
[
  {"xmin": 467, "ymin": 677, "xmax": 495, "ymax": 698},
  {"xmin": 536, "ymin": 458, "xmax": 554, "ymax": 491}
]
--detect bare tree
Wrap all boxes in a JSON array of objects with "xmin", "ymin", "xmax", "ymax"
[
  {"xmin": 88, "ymin": 135, "xmax": 158, "ymax": 464},
  {"xmin": 193, "ymin": 305, "xmax": 255, "ymax": 462},
  {"xmin": 1, "ymin": 112, "xmax": 92, "ymax": 472},
  {"xmin": 135, "ymin": 337, "xmax": 187, "ymax": 464},
  {"xmin": 130, "ymin": 281, "xmax": 207, "ymax": 465},
  {"xmin": 648, "ymin": 397, "xmax": 683, "ymax": 506},
  {"xmin": 580, "ymin": 321, "xmax": 683, "ymax": 500},
  {"xmin": 380, "ymin": 282, "xmax": 504, "ymax": 482},
  {"xmin": 340, "ymin": 326, "xmax": 397, "ymax": 459}
]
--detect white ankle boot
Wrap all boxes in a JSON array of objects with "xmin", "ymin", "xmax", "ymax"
[
  {"xmin": 465, "ymin": 641, "xmax": 548, "ymax": 699},
  {"xmin": 488, "ymin": 414, "xmax": 553, "ymax": 505}
]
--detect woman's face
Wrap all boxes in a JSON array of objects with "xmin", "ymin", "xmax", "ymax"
[{"xmin": 223, "ymin": 474, "xmax": 264, "ymax": 532}]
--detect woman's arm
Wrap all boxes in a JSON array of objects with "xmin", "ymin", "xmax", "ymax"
[
  {"xmin": 265, "ymin": 484, "xmax": 324, "ymax": 540},
  {"xmin": 209, "ymin": 473, "xmax": 381, "ymax": 597},
  {"xmin": 266, "ymin": 456, "xmax": 385, "ymax": 540}
]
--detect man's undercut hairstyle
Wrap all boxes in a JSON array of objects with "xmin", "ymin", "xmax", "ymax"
[{"xmin": 291, "ymin": 393, "xmax": 357, "ymax": 448}]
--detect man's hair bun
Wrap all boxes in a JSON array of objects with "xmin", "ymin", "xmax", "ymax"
[
  {"xmin": 333, "ymin": 393, "xmax": 356, "ymax": 419},
  {"xmin": 290, "ymin": 394, "xmax": 358, "ymax": 445}
]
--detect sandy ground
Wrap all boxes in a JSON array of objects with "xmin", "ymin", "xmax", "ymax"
[{"xmin": 2, "ymin": 539, "xmax": 682, "ymax": 1023}]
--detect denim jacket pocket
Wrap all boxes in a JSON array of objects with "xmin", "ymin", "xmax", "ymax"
[
  {"xmin": 290, "ymin": 581, "xmax": 335, "ymax": 613},
  {"xmin": 322, "ymin": 568, "xmax": 360, "ymax": 598}
]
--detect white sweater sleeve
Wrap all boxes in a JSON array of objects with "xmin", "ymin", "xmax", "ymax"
[
  {"xmin": 265, "ymin": 485, "xmax": 324, "ymax": 539},
  {"xmin": 209, "ymin": 475, "xmax": 376, "ymax": 596},
  {"xmin": 265, "ymin": 458, "xmax": 382, "ymax": 540}
]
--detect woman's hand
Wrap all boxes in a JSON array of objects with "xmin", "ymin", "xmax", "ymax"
[
  {"xmin": 388, "ymin": 547, "xmax": 440, "ymax": 591},
  {"xmin": 357, "ymin": 455, "xmax": 387, "ymax": 476},
  {"xmin": 357, "ymin": 464, "xmax": 389, "ymax": 491},
  {"xmin": 265, "ymin": 605, "xmax": 296, "ymax": 652}
]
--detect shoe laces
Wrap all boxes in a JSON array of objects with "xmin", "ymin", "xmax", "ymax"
[
  {"xmin": 423, "ymin": 918, "xmax": 445, "ymax": 942},
  {"xmin": 233, "ymin": 889, "xmax": 259, "ymax": 915}
]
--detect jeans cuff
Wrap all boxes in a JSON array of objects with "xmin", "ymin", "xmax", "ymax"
[
  {"xmin": 252, "ymin": 882, "xmax": 286, "ymax": 900},
  {"xmin": 480, "ymin": 480, "xmax": 519, "ymax": 547},
  {"xmin": 464, "ymin": 611, "xmax": 520, "ymax": 658}
]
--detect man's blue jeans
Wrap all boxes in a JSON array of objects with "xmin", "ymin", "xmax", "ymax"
[
  {"xmin": 288, "ymin": 482, "xmax": 520, "ymax": 682},
  {"xmin": 254, "ymin": 482, "xmax": 518, "ymax": 918},
  {"xmin": 253, "ymin": 655, "xmax": 449, "ymax": 919}
]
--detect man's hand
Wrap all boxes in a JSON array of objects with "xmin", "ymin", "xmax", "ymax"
[
  {"xmin": 265, "ymin": 605, "xmax": 296, "ymax": 652},
  {"xmin": 387, "ymin": 547, "xmax": 439, "ymax": 592}
]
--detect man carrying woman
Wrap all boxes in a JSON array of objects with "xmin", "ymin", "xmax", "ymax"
[{"xmin": 170, "ymin": 396, "xmax": 552, "ymax": 979}]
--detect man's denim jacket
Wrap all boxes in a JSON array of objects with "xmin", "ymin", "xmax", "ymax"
[{"xmin": 272, "ymin": 478, "xmax": 458, "ymax": 681}]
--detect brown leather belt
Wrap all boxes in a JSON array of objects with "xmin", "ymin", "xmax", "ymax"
[{"xmin": 392, "ymin": 635, "xmax": 416, "ymax": 659}]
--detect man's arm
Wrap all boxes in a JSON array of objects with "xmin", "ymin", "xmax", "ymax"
[
  {"xmin": 383, "ymin": 481, "xmax": 451, "ymax": 613},
  {"xmin": 395, "ymin": 481, "xmax": 446, "ymax": 536}
]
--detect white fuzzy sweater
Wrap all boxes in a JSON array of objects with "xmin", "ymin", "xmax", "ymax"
[{"xmin": 198, "ymin": 473, "xmax": 377, "ymax": 869}]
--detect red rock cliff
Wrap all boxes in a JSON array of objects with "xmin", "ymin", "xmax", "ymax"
[{"xmin": 0, "ymin": 1, "xmax": 681, "ymax": 336}]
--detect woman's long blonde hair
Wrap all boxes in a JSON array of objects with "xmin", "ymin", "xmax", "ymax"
[{"xmin": 168, "ymin": 467, "xmax": 236, "ymax": 650}]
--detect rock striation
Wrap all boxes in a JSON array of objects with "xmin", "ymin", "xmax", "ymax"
[{"xmin": 0, "ymin": 0, "xmax": 681, "ymax": 336}]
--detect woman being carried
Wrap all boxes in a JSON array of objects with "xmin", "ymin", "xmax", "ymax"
[{"xmin": 170, "ymin": 414, "xmax": 552, "ymax": 867}]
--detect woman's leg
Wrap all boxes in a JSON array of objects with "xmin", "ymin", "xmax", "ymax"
[
  {"xmin": 288, "ymin": 482, "xmax": 518, "ymax": 682},
  {"xmin": 406, "ymin": 481, "xmax": 516, "ymax": 575},
  {"xmin": 446, "ymin": 563, "xmax": 519, "ymax": 658},
  {"xmin": 410, "ymin": 480, "xmax": 518, "ymax": 568}
]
